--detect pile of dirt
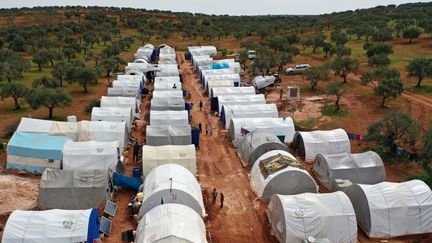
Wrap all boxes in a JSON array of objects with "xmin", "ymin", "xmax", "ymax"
[{"xmin": 0, "ymin": 175, "xmax": 39, "ymax": 216}]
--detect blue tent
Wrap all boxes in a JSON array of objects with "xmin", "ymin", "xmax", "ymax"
[
  {"xmin": 211, "ymin": 63, "xmax": 229, "ymax": 69},
  {"xmin": 7, "ymin": 132, "xmax": 71, "ymax": 174}
]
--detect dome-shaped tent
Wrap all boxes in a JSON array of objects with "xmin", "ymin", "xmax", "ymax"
[
  {"xmin": 133, "ymin": 58, "xmax": 149, "ymax": 64},
  {"xmin": 3, "ymin": 209, "xmax": 100, "ymax": 243},
  {"xmin": 344, "ymin": 180, "xmax": 432, "ymax": 238},
  {"xmin": 313, "ymin": 151, "xmax": 385, "ymax": 191},
  {"xmin": 267, "ymin": 192, "xmax": 357, "ymax": 243},
  {"xmin": 138, "ymin": 164, "xmax": 205, "ymax": 219},
  {"xmin": 251, "ymin": 150, "xmax": 317, "ymax": 199},
  {"xmin": 220, "ymin": 104, "xmax": 278, "ymax": 129},
  {"xmin": 292, "ymin": 129, "xmax": 351, "ymax": 161},
  {"xmin": 237, "ymin": 130, "xmax": 288, "ymax": 166},
  {"xmin": 135, "ymin": 204, "xmax": 207, "ymax": 243},
  {"xmin": 142, "ymin": 145, "xmax": 197, "ymax": 176},
  {"xmin": 217, "ymin": 94, "xmax": 266, "ymax": 114},
  {"xmin": 151, "ymin": 97, "xmax": 185, "ymax": 111},
  {"xmin": 228, "ymin": 117, "xmax": 295, "ymax": 145},
  {"xmin": 149, "ymin": 110, "xmax": 189, "ymax": 127}
]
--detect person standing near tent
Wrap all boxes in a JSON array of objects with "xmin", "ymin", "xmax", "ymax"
[
  {"xmin": 133, "ymin": 141, "xmax": 141, "ymax": 163},
  {"xmin": 212, "ymin": 188, "xmax": 217, "ymax": 205},
  {"xmin": 220, "ymin": 192, "xmax": 224, "ymax": 208},
  {"xmin": 199, "ymin": 100, "xmax": 203, "ymax": 111}
]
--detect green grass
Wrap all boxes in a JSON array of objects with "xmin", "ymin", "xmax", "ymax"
[
  {"xmin": 321, "ymin": 103, "xmax": 349, "ymax": 116},
  {"xmin": 295, "ymin": 117, "xmax": 316, "ymax": 130},
  {"xmin": 409, "ymin": 85, "xmax": 432, "ymax": 94}
]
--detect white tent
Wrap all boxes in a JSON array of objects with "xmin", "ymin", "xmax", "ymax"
[
  {"xmin": 154, "ymin": 79, "xmax": 182, "ymax": 91},
  {"xmin": 100, "ymin": 96, "xmax": 140, "ymax": 118},
  {"xmin": 117, "ymin": 74, "xmax": 145, "ymax": 82},
  {"xmin": 158, "ymin": 59, "xmax": 177, "ymax": 64},
  {"xmin": 153, "ymin": 90, "xmax": 183, "ymax": 99},
  {"xmin": 151, "ymin": 97, "xmax": 185, "ymax": 111},
  {"xmin": 154, "ymin": 76, "xmax": 180, "ymax": 83},
  {"xmin": 155, "ymin": 70, "xmax": 180, "ymax": 77},
  {"xmin": 217, "ymin": 94, "xmax": 266, "ymax": 113},
  {"xmin": 204, "ymin": 73, "xmax": 240, "ymax": 89},
  {"xmin": 126, "ymin": 63, "xmax": 159, "ymax": 73},
  {"xmin": 3, "ymin": 209, "xmax": 100, "ymax": 243},
  {"xmin": 228, "ymin": 117, "xmax": 295, "ymax": 145},
  {"xmin": 251, "ymin": 150, "xmax": 317, "ymax": 199},
  {"xmin": 158, "ymin": 64, "xmax": 178, "ymax": 70},
  {"xmin": 107, "ymin": 87, "xmax": 139, "ymax": 97},
  {"xmin": 150, "ymin": 110, "xmax": 189, "ymax": 126},
  {"xmin": 252, "ymin": 76, "xmax": 277, "ymax": 89},
  {"xmin": 133, "ymin": 58, "xmax": 149, "ymax": 63},
  {"xmin": 142, "ymin": 145, "xmax": 197, "ymax": 176},
  {"xmin": 207, "ymin": 79, "xmax": 235, "ymax": 94},
  {"xmin": 91, "ymin": 107, "xmax": 133, "ymax": 130},
  {"xmin": 267, "ymin": 192, "xmax": 357, "ymax": 243},
  {"xmin": 113, "ymin": 80, "xmax": 140, "ymax": 89},
  {"xmin": 292, "ymin": 129, "xmax": 351, "ymax": 161},
  {"xmin": 146, "ymin": 125, "xmax": 192, "ymax": 146},
  {"xmin": 237, "ymin": 130, "xmax": 288, "ymax": 166},
  {"xmin": 210, "ymin": 86, "xmax": 255, "ymax": 98},
  {"xmin": 313, "ymin": 151, "xmax": 386, "ymax": 191},
  {"xmin": 39, "ymin": 169, "xmax": 110, "ymax": 210},
  {"xmin": 135, "ymin": 204, "xmax": 207, "ymax": 243},
  {"xmin": 135, "ymin": 44, "xmax": 155, "ymax": 60},
  {"xmin": 221, "ymin": 104, "xmax": 278, "ymax": 129},
  {"xmin": 188, "ymin": 46, "xmax": 217, "ymax": 56},
  {"xmin": 49, "ymin": 120, "xmax": 129, "ymax": 149},
  {"xmin": 345, "ymin": 180, "xmax": 432, "ymax": 238},
  {"xmin": 16, "ymin": 117, "xmax": 53, "ymax": 133},
  {"xmin": 138, "ymin": 164, "xmax": 205, "ymax": 218},
  {"xmin": 62, "ymin": 141, "xmax": 120, "ymax": 171},
  {"xmin": 201, "ymin": 69, "xmax": 236, "ymax": 80}
]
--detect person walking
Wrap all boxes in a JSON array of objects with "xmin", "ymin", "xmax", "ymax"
[
  {"xmin": 199, "ymin": 100, "xmax": 203, "ymax": 111},
  {"xmin": 220, "ymin": 192, "xmax": 224, "ymax": 208},
  {"xmin": 212, "ymin": 188, "xmax": 217, "ymax": 205},
  {"xmin": 205, "ymin": 124, "xmax": 209, "ymax": 136},
  {"xmin": 198, "ymin": 123, "xmax": 202, "ymax": 134},
  {"xmin": 133, "ymin": 141, "xmax": 140, "ymax": 163}
]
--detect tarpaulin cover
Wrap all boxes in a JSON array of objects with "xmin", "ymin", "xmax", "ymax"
[{"xmin": 113, "ymin": 172, "xmax": 141, "ymax": 190}]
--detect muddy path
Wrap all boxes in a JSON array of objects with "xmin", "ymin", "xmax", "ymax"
[{"xmin": 178, "ymin": 52, "xmax": 276, "ymax": 243}]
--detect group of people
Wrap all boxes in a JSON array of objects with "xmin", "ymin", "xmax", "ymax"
[{"xmin": 212, "ymin": 188, "xmax": 224, "ymax": 208}]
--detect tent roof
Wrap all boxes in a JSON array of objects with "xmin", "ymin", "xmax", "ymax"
[
  {"xmin": 146, "ymin": 125, "xmax": 191, "ymax": 137},
  {"xmin": 136, "ymin": 204, "xmax": 207, "ymax": 243},
  {"xmin": 8, "ymin": 132, "xmax": 70, "ymax": 160},
  {"xmin": 143, "ymin": 164, "xmax": 204, "ymax": 212},
  {"xmin": 150, "ymin": 110, "xmax": 189, "ymax": 126},
  {"xmin": 62, "ymin": 141, "xmax": 119, "ymax": 171},
  {"xmin": 142, "ymin": 145, "xmax": 197, "ymax": 176},
  {"xmin": 295, "ymin": 129, "xmax": 351, "ymax": 161},
  {"xmin": 154, "ymin": 76, "xmax": 180, "ymax": 82},
  {"xmin": 316, "ymin": 151, "xmax": 384, "ymax": 170},
  {"xmin": 3, "ymin": 209, "xmax": 99, "ymax": 243},
  {"xmin": 211, "ymin": 86, "xmax": 255, "ymax": 98},
  {"xmin": 40, "ymin": 168, "xmax": 108, "ymax": 189},
  {"xmin": 229, "ymin": 117, "xmax": 295, "ymax": 143},
  {"xmin": 17, "ymin": 118, "xmax": 53, "ymax": 133},
  {"xmin": 217, "ymin": 94, "xmax": 266, "ymax": 113},
  {"xmin": 153, "ymin": 90, "xmax": 183, "ymax": 98}
]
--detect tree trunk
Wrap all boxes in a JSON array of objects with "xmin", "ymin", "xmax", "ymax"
[
  {"xmin": 50, "ymin": 60, "xmax": 54, "ymax": 67},
  {"xmin": 59, "ymin": 77, "xmax": 63, "ymax": 87},
  {"xmin": 83, "ymin": 83, "xmax": 88, "ymax": 93},
  {"xmin": 409, "ymin": 38, "xmax": 412, "ymax": 43},
  {"xmin": 67, "ymin": 56, "xmax": 71, "ymax": 62},
  {"xmin": 381, "ymin": 96, "xmax": 387, "ymax": 107},
  {"xmin": 312, "ymin": 47, "xmax": 316, "ymax": 53},
  {"xmin": 48, "ymin": 106, "xmax": 54, "ymax": 119},
  {"xmin": 38, "ymin": 63, "xmax": 42, "ymax": 71},
  {"xmin": 343, "ymin": 74, "xmax": 347, "ymax": 83},
  {"xmin": 13, "ymin": 97, "xmax": 21, "ymax": 110},
  {"xmin": 335, "ymin": 97, "xmax": 340, "ymax": 112},
  {"xmin": 416, "ymin": 77, "xmax": 423, "ymax": 87}
]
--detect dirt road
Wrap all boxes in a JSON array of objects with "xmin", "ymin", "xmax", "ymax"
[{"xmin": 178, "ymin": 52, "xmax": 276, "ymax": 243}]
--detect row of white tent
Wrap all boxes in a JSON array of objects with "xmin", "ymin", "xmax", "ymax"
[{"xmin": 132, "ymin": 45, "xmax": 207, "ymax": 243}]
